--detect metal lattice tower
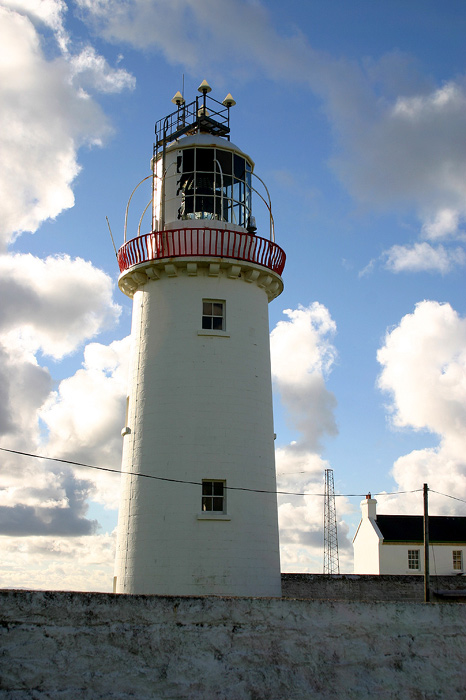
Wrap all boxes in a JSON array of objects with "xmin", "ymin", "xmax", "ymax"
[{"xmin": 323, "ymin": 468, "xmax": 340, "ymax": 574}]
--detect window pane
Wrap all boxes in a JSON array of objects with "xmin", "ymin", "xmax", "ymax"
[
  {"xmin": 202, "ymin": 497, "xmax": 212, "ymax": 511},
  {"xmin": 212, "ymin": 317, "xmax": 222, "ymax": 330},
  {"xmin": 213, "ymin": 482, "xmax": 224, "ymax": 496},
  {"xmin": 216, "ymin": 149, "xmax": 232, "ymax": 175},
  {"xmin": 203, "ymin": 302, "xmax": 212, "ymax": 315},
  {"xmin": 213, "ymin": 303, "xmax": 223, "ymax": 316},
  {"xmin": 234, "ymin": 155, "xmax": 246, "ymax": 180},
  {"xmin": 183, "ymin": 149, "xmax": 194, "ymax": 172},
  {"xmin": 202, "ymin": 317, "xmax": 212, "ymax": 330},
  {"xmin": 202, "ymin": 482, "xmax": 212, "ymax": 495},
  {"xmin": 196, "ymin": 148, "xmax": 214, "ymax": 172},
  {"xmin": 213, "ymin": 497, "xmax": 223, "ymax": 511}
]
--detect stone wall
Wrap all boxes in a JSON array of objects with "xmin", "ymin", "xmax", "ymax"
[
  {"xmin": 1, "ymin": 590, "xmax": 466, "ymax": 699},
  {"xmin": 281, "ymin": 573, "xmax": 466, "ymax": 602}
]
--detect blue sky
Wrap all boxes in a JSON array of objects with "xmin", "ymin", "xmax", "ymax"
[{"xmin": 1, "ymin": 0, "xmax": 465, "ymax": 589}]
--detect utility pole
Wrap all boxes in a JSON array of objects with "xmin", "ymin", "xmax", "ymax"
[
  {"xmin": 424, "ymin": 483, "xmax": 430, "ymax": 602},
  {"xmin": 323, "ymin": 468, "xmax": 340, "ymax": 574}
]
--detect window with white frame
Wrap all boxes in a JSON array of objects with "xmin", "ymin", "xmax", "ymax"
[
  {"xmin": 202, "ymin": 300, "xmax": 225, "ymax": 331},
  {"xmin": 202, "ymin": 480, "xmax": 226, "ymax": 512},
  {"xmin": 453, "ymin": 550, "xmax": 463, "ymax": 571},
  {"xmin": 408, "ymin": 549, "xmax": 420, "ymax": 570}
]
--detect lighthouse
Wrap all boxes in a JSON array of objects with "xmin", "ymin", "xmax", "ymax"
[{"xmin": 113, "ymin": 82, "xmax": 286, "ymax": 597}]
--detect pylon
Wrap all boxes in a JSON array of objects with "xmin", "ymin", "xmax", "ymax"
[{"xmin": 323, "ymin": 468, "xmax": 340, "ymax": 574}]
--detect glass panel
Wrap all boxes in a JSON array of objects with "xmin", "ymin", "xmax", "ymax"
[
  {"xmin": 202, "ymin": 317, "xmax": 211, "ymax": 330},
  {"xmin": 216, "ymin": 149, "xmax": 232, "ymax": 175},
  {"xmin": 213, "ymin": 482, "xmax": 224, "ymax": 495},
  {"xmin": 212, "ymin": 303, "xmax": 223, "ymax": 316},
  {"xmin": 183, "ymin": 149, "xmax": 194, "ymax": 172},
  {"xmin": 202, "ymin": 497, "xmax": 212, "ymax": 511},
  {"xmin": 212, "ymin": 316, "xmax": 223, "ymax": 330},
  {"xmin": 213, "ymin": 497, "xmax": 223, "ymax": 511},
  {"xmin": 203, "ymin": 302, "xmax": 212, "ymax": 315},
  {"xmin": 196, "ymin": 148, "xmax": 214, "ymax": 172},
  {"xmin": 234, "ymin": 154, "xmax": 245, "ymax": 180},
  {"xmin": 202, "ymin": 482, "xmax": 213, "ymax": 495}
]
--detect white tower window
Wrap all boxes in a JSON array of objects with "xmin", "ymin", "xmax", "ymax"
[
  {"xmin": 202, "ymin": 300, "xmax": 225, "ymax": 330},
  {"xmin": 202, "ymin": 480, "xmax": 226, "ymax": 512}
]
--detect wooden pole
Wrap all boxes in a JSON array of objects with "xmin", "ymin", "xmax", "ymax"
[{"xmin": 423, "ymin": 483, "xmax": 430, "ymax": 602}]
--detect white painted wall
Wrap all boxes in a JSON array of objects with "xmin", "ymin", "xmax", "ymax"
[
  {"xmin": 3, "ymin": 590, "xmax": 466, "ymax": 700},
  {"xmin": 354, "ymin": 498, "xmax": 466, "ymax": 575},
  {"xmin": 380, "ymin": 543, "xmax": 466, "ymax": 575},
  {"xmin": 114, "ymin": 262, "xmax": 281, "ymax": 596}
]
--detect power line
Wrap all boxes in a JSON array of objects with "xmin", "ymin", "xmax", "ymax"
[
  {"xmin": 0, "ymin": 446, "xmax": 452, "ymax": 501},
  {"xmin": 428, "ymin": 489, "xmax": 466, "ymax": 505}
]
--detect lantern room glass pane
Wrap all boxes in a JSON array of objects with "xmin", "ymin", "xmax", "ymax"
[
  {"xmin": 196, "ymin": 148, "xmax": 214, "ymax": 172},
  {"xmin": 183, "ymin": 149, "xmax": 194, "ymax": 172},
  {"xmin": 216, "ymin": 149, "xmax": 232, "ymax": 175},
  {"xmin": 177, "ymin": 146, "xmax": 253, "ymax": 226}
]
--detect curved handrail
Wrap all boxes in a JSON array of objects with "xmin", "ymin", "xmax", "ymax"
[{"xmin": 118, "ymin": 228, "xmax": 286, "ymax": 277}]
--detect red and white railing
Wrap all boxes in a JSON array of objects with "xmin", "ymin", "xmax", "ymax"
[{"xmin": 118, "ymin": 228, "xmax": 286, "ymax": 276}]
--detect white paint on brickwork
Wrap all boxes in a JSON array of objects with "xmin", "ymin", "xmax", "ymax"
[
  {"xmin": 2, "ymin": 590, "xmax": 466, "ymax": 699},
  {"xmin": 114, "ymin": 257, "xmax": 282, "ymax": 596}
]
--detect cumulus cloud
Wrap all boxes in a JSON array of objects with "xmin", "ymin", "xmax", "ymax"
[
  {"xmin": 269, "ymin": 304, "xmax": 352, "ymax": 571},
  {"xmin": 0, "ymin": 254, "xmax": 121, "ymax": 358},
  {"xmin": 0, "ymin": 532, "xmax": 115, "ymax": 591},
  {"xmin": 377, "ymin": 301, "xmax": 466, "ymax": 514},
  {"xmin": 40, "ymin": 337, "xmax": 130, "ymax": 510},
  {"xmin": 383, "ymin": 242, "xmax": 466, "ymax": 274},
  {"xmin": 0, "ymin": 470, "xmax": 97, "ymax": 536},
  {"xmin": 0, "ymin": 251, "xmax": 125, "ymax": 544},
  {"xmin": 270, "ymin": 303, "xmax": 338, "ymax": 452},
  {"xmin": 0, "ymin": 4, "xmax": 134, "ymax": 245}
]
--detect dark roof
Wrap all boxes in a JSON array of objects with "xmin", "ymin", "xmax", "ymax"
[{"xmin": 376, "ymin": 515, "xmax": 466, "ymax": 543}]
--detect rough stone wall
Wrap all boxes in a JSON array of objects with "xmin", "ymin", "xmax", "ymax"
[
  {"xmin": 1, "ymin": 590, "xmax": 466, "ymax": 699},
  {"xmin": 281, "ymin": 573, "xmax": 466, "ymax": 602}
]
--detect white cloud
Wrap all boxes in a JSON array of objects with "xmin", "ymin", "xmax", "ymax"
[
  {"xmin": 377, "ymin": 301, "xmax": 466, "ymax": 514},
  {"xmin": 0, "ymin": 254, "xmax": 121, "ymax": 359},
  {"xmin": 269, "ymin": 304, "xmax": 352, "ymax": 571},
  {"xmin": 40, "ymin": 337, "xmax": 130, "ymax": 510},
  {"xmin": 0, "ymin": 249, "xmax": 125, "ymax": 549},
  {"xmin": 421, "ymin": 209, "xmax": 461, "ymax": 241},
  {"xmin": 0, "ymin": 4, "xmax": 134, "ymax": 245},
  {"xmin": 383, "ymin": 242, "xmax": 466, "ymax": 274},
  {"xmin": 0, "ymin": 532, "xmax": 115, "ymax": 591},
  {"xmin": 270, "ymin": 303, "xmax": 338, "ymax": 452}
]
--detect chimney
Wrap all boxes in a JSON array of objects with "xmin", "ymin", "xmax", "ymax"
[{"xmin": 360, "ymin": 493, "xmax": 377, "ymax": 520}]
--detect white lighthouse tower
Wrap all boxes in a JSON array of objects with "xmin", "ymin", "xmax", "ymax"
[{"xmin": 114, "ymin": 82, "xmax": 286, "ymax": 597}]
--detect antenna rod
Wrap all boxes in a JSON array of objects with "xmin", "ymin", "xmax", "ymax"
[{"xmin": 106, "ymin": 216, "xmax": 118, "ymax": 258}]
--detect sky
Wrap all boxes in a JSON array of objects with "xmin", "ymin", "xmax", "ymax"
[{"xmin": 0, "ymin": 0, "xmax": 465, "ymax": 590}]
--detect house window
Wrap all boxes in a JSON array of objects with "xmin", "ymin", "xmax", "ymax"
[
  {"xmin": 202, "ymin": 300, "xmax": 225, "ymax": 331},
  {"xmin": 202, "ymin": 480, "xmax": 226, "ymax": 512},
  {"xmin": 453, "ymin": 550, "xmax": 463, "ymax": 571},
  {"xmin": 408, "ymin": 549, "xmax": 420, "ymax": 570}
]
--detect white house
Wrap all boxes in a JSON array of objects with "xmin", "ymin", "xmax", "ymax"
[{"xmin": 353, "ymin": 495, "xmax": 466, "ymax": 575}]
